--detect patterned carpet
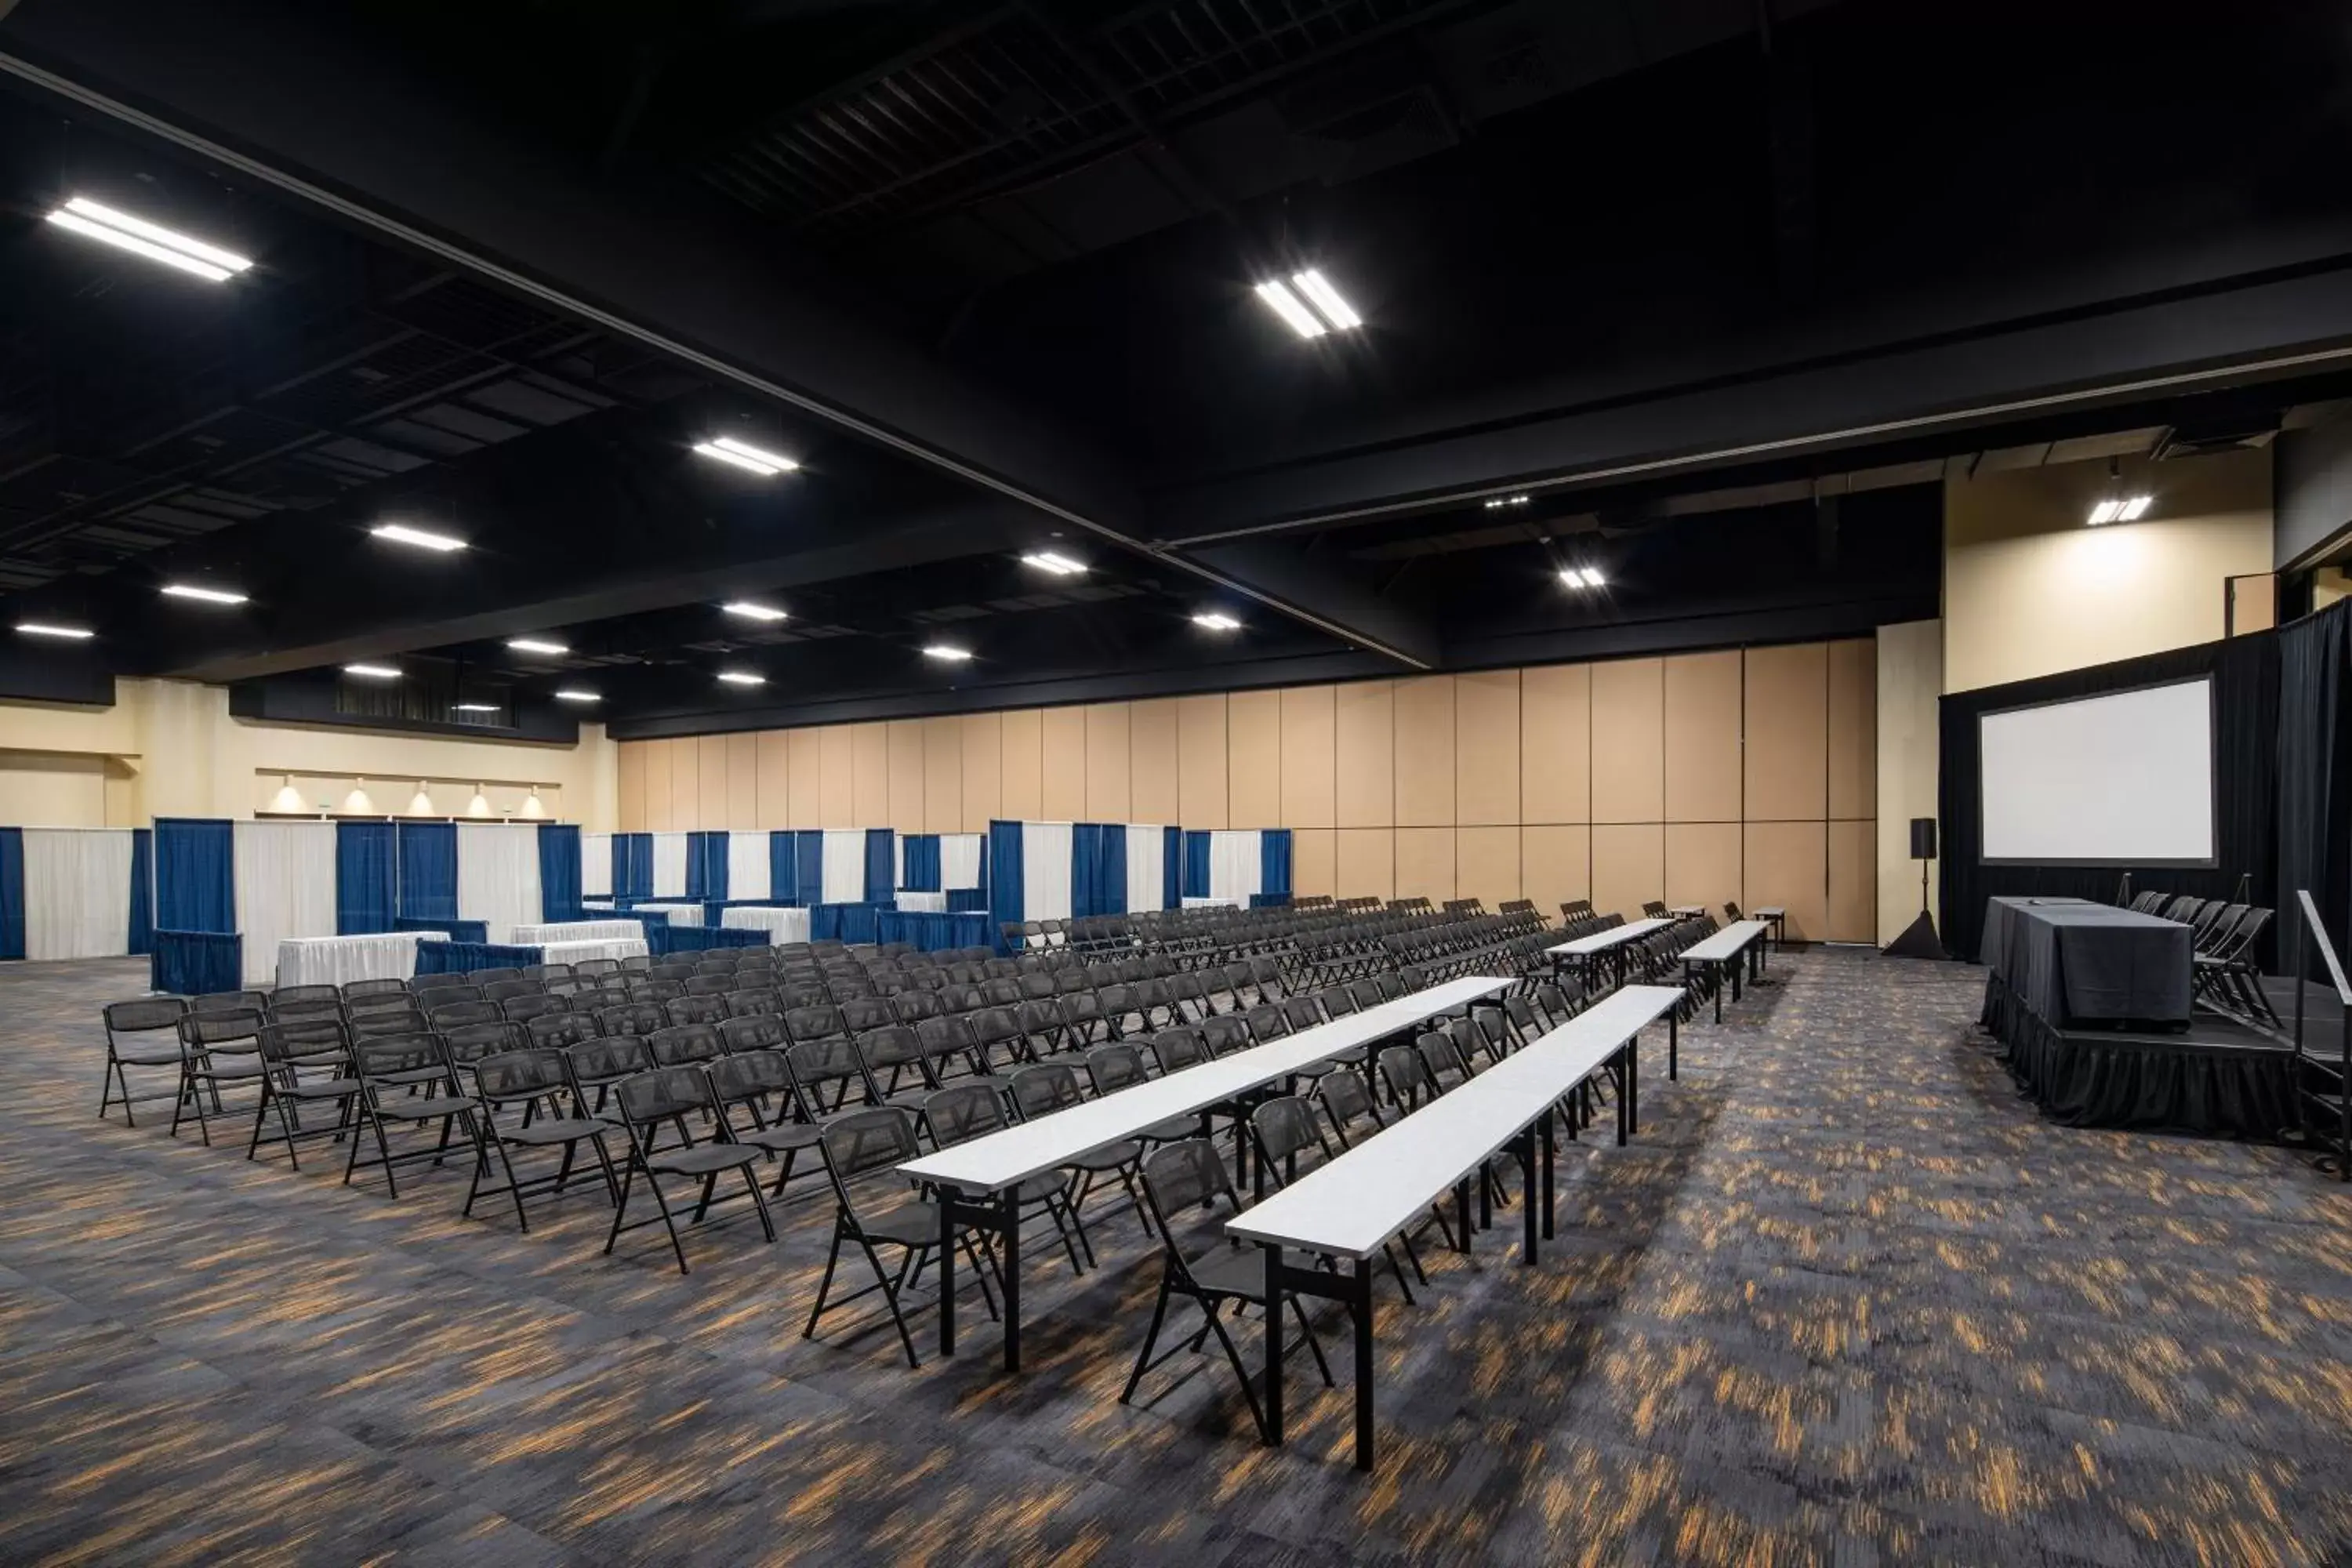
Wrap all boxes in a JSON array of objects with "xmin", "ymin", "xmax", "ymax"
[{"xmin": 2, "ymin": 950, "xmax": 2349, "ymax": 1566}]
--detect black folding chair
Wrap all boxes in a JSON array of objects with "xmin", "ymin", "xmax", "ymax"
[
  {"xmin": 466, "ymin": 1047, "xmax": 621, "ymax": 1229},
  {"xmin": 99, "ymin": 997, "xmax": 187, "ymax": 1127},
  {"xmin": 602, "ymin": 1065, "xmax": 775, "ymax": 1275},
  {"xmin": 804, "ymin": 1107, "xmax": 999, "ymax": 1367}
]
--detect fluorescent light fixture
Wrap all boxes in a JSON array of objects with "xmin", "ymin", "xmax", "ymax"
[
  {"xmin": 1291, "ymin": 269, "xmax": 1362, "ymax": 329},
  {"xmin": 692, "ymin": 435, "xmax": 800, "ymax": 477},
  {"xmin": 371, "ymin": 522, "xmax": 466, "ymax": 553},
  {"xmin": 343, "ymin": 662, "xmax": 401, "ymax": 680},
  {"xmin": 1192, "ymin": 612, "xmax": 1242, "ymax": 631},
  {"xmin": 452, "ymin": 702, "xmax": 499, "ymax": 713},
  {"xmin": 45, "ymin": 196, "xmax": 253, "ymax": 282},
  {"xmin": 1559, "ymin": 566, "xmax": 1606, "ymax": 590},
  {"xmin": 717, "ymin": 670, "xmax": 767, "ymax": 686},
  {"xmin": 2087, "ymin": 499, "xmax": 2122, "ymax": 526},
  {"xmin": 161, "ymin": 583, "xmax": 247, "ymax": 605},
  {"xmin": 506, "ymin": 637, "xmax": 567, "ymax": 655},
  {"xmin": 1581, "ymin": 566, "xmax": 1605, "ymax": 588},
  {"xmin": 1254, "ymin": 279, "xmax": 1327, "ymax": 339},
  {"xmin": 1021, "ymin": 550, "xmax": 1087, "ymax": 576},
  {"xmin": 923, "ymin": 644, "xmax": 974, "ymax": 662},
  {"xmin": 1484, "ymin": 494, "xmax": 1531, "ymax": 510},
  {"xmin": 554, "ymin": 688, "xmax": 601, "ymax": 703},
  {"xmin": 16, "ymin": 622, "xmax": 93, "ymax": 639},
  {"xmin": 2116, "ymin": 495, "xmax": 2153, "ymax": 521},
  {"xmin": 720, "ymin": 601, "xmax": 789, "ymax": 622}
]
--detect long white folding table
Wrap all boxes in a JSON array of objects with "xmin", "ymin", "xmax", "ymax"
[
  {"xmin": 896, "ymin": 975, "xmax": 1515, "ymax": 1372},
  {"xmin": 1679, "ymin": 918, "xmax": 1771, "ymax": 1021},
  {"xmin": 511, "ymin": 920, "xmax": 644, "ymax": 946},
  {"xmin": 537, "ymin": 937, "xmax": 648, "ymax": 966},
  {"xmin": 1548, "ymin": 916, "xmax": 1673, "ymax": 991},
  {"xmin": 1226, "ymin": 984, "xmax": 1683, "ymax": 1472},
  {"xmin": 1751, "ymin": 906, "xmax": 1788, "ymax": 960},
  {"xmin": 721, "ymin": 906, "xmax": 811, "ymax": 945},
  {"xmin": 634, "ymin": 902, "xmax": 705, "ymax": 926},
  {"xmin": 274, "ymin": 931, "xmax": 446, "ymax": 989}
]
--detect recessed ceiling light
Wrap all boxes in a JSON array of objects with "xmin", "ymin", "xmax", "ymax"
[
  {"xmin": 16, "ymin": 622, "xmax": 94, "ymax": 639},
  {"xmin": 372, "ymin": 522, "xmax": 466, "ymax": 553},
  {"xmin": 2116, "ymin": 495, "xmax": 2152, "ymax": 522},
  {"xmin": 721, "ymin": 601, "xmax": 789, "ymax": 622},
  {"xmin": 692, "ymin": 435, "xmax": 799, "ymax": 477},
  {"xmin": 1581, "ymin": 566, "xmax": 1605, "ymax": 588},
  {"xmin": 161, "ymin": 583, "xmax": 247, "ymax": 605},
  {"xmin": 45, "ymin": 196, "xmax": 253, "ymax": 282},
  {"xmin": 1484, "ymin": 494, "xmax": 1531, "ymax": 510},
  {"xmin": 717, "ymin": 670, "xmax": 766, "ymax": 686},
  {"xmin": 506, "ymin": 637, "xmax": 567, "ymax": 655},
  {"xmin": 923, "ymin": 644, "xmax": 973, "ymax": 662},
  {"xmin": 1290, "ymin": 269, "xmax": 1363, "ymax": 330},
  {"xmin": 554, "ymin": 688, "xmax": 601, "ymax": 703},
  {"xmin": 1021, "ymin": 550, "xmax": 1087, "ymax": 576},
  {"xmin": 2087, "ymin": 499, "xmax": 2122, "ymax": 526},
  {"xmin": 1254, "ymin": 278, "xmax": 1327, "ymax": 339},
  {"xmin": 452, "ymin": 702, "xmax": 499, "ymax": 713},
  {"xmin": 1192, "ymin": 612, "xmax": 1242, "ymax": 631},
  {"xmin": 343, "ymin": 662, "xmax": 401, "ymax": 680}
]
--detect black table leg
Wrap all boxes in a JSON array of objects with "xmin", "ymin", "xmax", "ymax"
[
  {"xmin": 1519, "ymin": 1130, "xmax": 1538, "ymax": 1264},
  {"xmin": 1455, "ymin": 1178, "xmax": 1472, "ymax": 1253},
  {"xmin": 1352, "ymin": 1257, "xmax": 1376, "ymax": 1472},
  {"xmin": 938, "ymin": 1185, "xmax": 958, "ymax": 1356},
  {"xmin": 1541, "ymin": 1112, "xmax": 1555, "ymax": 1239},
  {"xmin": 1627, "ymin": 1033, "xmax": 1639, "ymax": 1138},
  {"xmin": 1669, "ymin": 1006, "xmax": 1679, "ymax": 1080},
  {"xmin": 1262, "ymin": 1241, "xmax": 1285, "ymax": 1446},
  {"xmin": 1713, "ymin": 959, "xmax": 1724, "ymax": 1022},
  {"xmin": 1000, "ymin": 1185, "xmax": 1022, "ymax": 1374}
]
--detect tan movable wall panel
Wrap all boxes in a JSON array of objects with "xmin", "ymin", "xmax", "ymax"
[
  {"xmin": 788, "ymin": 729, "xmax": 822, "ymax": 827},
  {"xmin": 643, "ymin": 739, "xmax": 674, "ymax": 830},
  {"xmin": 887, "ymin": 720, "xmax": 925, "ymax": 832},
  {"xmin": 1336, "ymin": 827, "xmax": 1396, "ymax": 902},
  {"xmin": 695, "ymin": 735, "xmax": 727, "ymax": 829},
  {"xmin": 1664, "ymin": 822, "xmax": 1742, "ymax": 917},
  {"xmin": 1455, "ymin": 670, "xmax": 1520, "ymax": 826},
  {"xmin": 1744, "ymin": 819, "xmax": 1828, "ymax": 942},
  {"xmin": 1456, "ymin": 825, "xmax": 1521, "ymax": 906},
  {"xmin": 1279, "ymin": 685, "xmax": 1336, "ymax": 828},
  {"xmin": 618, "ymin": 742, "xmax": 646, "ymax": 832},
  {"xmin": 1591, "ymin": 822, "xmax": 1664, "ymax": 920},
  {"xmin": 1227, "ymin": 689, "xmax": 1282, "ymax": 828},
  {"xmin": 923, "ymin": 716, "xmax": 961, "ymax": 834},
  {"xmin": 1129, "ymin": 699, "xmax": 1180, "ymax": 824},
  {"xmin": 817, "ymin": 726, "xmax": 855, "ymax": 827},
  {"xmin": 1522, "ymin": 824, "xmax": 1591, "ymax": 913},
  {"xmin": 850, "ymin": 724, "xmax": 890, "ymax": 828},
  {"xmin": 1663, "ymin": 651, "xmax": 1742, "ymax": 822},
  {"xmin": 1394, "ymin": 826, "xmax": 1455, "ymax": 903},
  {"xmin": 1827, "ymin": 818, "xmax": 1877, "ymax": 942},
  {"xmin": 1085, "ymin": 703, "xmax": 1131, "ymax": 822},
  {"xmin": 961, "ymin": 713, "xmax": 1003, "ymax": 831},
  {"xmin": 1827, "ymin": 637, "xmax": 1877, "ymax": 821},
  {"xmin": 1520, "ymin": 663, "xmax": 1591, "ymax": 826},
  {"xmin": 1745, "ymin": 642, "xmax": 1828, "ymax": 819},
  {"xmin": 1040, "ymin": 706, "xmax": 1087, "ymax": 820},
  {"xmin": 1335, "ymin": 680, "xmax": 1394, "ymax": 827},
  {"xmin": 1293, "ymin": 827, "xmax": 1336, "ymax": 898},
  {"xmin": 1393, "ymin": 676, "xmax": 1456, "ymax": 826},
  {"xmin": 1177, "ymin": 695, "xmax": 1227, "ymax": 828},
  {"xmin": 756, "ymin": 731, "xmax": 790, "ymax": 828},
  {"xmin": 1000, "ymin": 709, "xmax": 1043, "ymax": 821},
  {"xmin": 671, "ymin": 737, "xmax": 702, "ymax": 831},
  {"xmin": 1591, "ymin": 658, "xmax": 1664, "ymax": 823},
  {"xmin": 724, "ymin": 733, "xmax": 759, "ymax": 829}
]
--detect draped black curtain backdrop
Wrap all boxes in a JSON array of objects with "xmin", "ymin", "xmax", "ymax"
[
  {"xmin": 1940, "ymin": 633, "xmax": 2280, "ymax": 964},
  {"xmin": 2274, "ymin": 600, "xmax": 2352, "ymax": 956}
]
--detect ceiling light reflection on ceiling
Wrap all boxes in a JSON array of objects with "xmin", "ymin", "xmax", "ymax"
[
  {"xmin": 16, "ymin": 622, "xmax": 94, "ymax": 639},
  {"xmin": 721, "ymin": 601, "xmax": 789, "ymax": 622},
  {"xmin": 555, "ymin": 688, "xmax": 601, "ymax": 703},
  {"xmin": 506, "ymin": 637, "xmax": 567, "ymax": 655},
  {"xmin": 343, "ymin": 663, "xmax": 401, "ymax": 680},
  {"xmin": 1560, "ymin": 566, "xmax": 1606, "ymax": 590},
  {"xmin": 372, "ymin": 522, "xmax": 466, "ymax": 553},
  {"xmin": 1021, "ymin": 551, "xmax": 1086, "ymax": 576},
  {"xmin": 452, "ymin": 702, "xmax": 499, "ymax": 713},
  {"xmin": 692, "ymin": 435, "xmax": 800, "ymax": 477},
  {"xmin": 161, "ymin": 583, "xmax": 247, "ymax": 605},
  {"xmin": 1484, "ymin": 494, "xmax": 1531, "ymax": 510},
  {"xmin": 717, "ymin": 670, "xmax": 766, "ymax": 686},
  {"xmin": 1254, "ymin": 279, "xmax": 1327, "ymax": 339},
  {"xmin": 1290, "ymin": 270, "xmax": 1362, "ymax": 329},
  {"xmin": 923, "ymin": 644, "xmax": 973, "ymax": 662},
  {"xmin": 45, "ymin": 196, "xmax": 254, "ymax": 282},
  {"xmin": 1192, "ymin": 612, "xmax": 1242, "ymax": 631}
]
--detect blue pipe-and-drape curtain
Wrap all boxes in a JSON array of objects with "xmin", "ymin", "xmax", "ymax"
[
  {"xmin": 395, "ymin": 821, "xmax": 459, "ymax": 922},
  {"xmin": 768, "ymin": 832, "xmax": 798, "ymax": 906},
  {"xmin": 987, "ymin": 819, "xmax": 1025, "ymax": 950},
  {"xmin": 1163, "ymin": 825, "xmax": 1182, "ymax": 911},
  {"xmin": 684, "ymin": 831, "xmax": 729, "ymax": 902},
  {"xmin": 795, "ymin": 830, "xmax": 825, "ymax": 907},
  {"xmin": 1261, "ymin": 829, "xmax": 1293, "ymax": 900},
  {"xmin": 610, "ymin": 833, "xmax": 654, "ymax": 902},
  {"xmin": 538, "ymin": 823, "xmax": 583, "ymax": 922},
  {"xmin": 128, "ymin": 827, "xmax": 154, "ymax": 956},
  {"xmin": 154, "ymin": 817, "xmax": 235, "ymax": 933},
  {"xmin": 900, "ymin": 833, "xmax": 942, "ymax": 891},
  {"xmin": 334, "ymin": 821, "xmax": 397, "ymax": 935},
  {"xmin": 1181, "ymin": 830, "xmax": 1211, "ymax": 900},
  {"xmin": 863, "ymin": 829, "xmax": 894, "ymax": 904},
  {"xmin": 1072, "ymin": 823, "xmax": 1127, "ymax": 917},
  {"xmin": 0, "ymin": 827, "xmax": 22, "ymax": 961}
]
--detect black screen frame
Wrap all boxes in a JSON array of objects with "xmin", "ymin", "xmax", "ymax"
[{"xmin": 1976, "ymin": 673, "xmax": 2220, "ymax": 869}]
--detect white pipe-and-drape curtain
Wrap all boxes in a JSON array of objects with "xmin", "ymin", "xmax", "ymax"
[
  {"xmin": 1125, "ymin": 824, "xmax": 1166, "ymax": 913},
  {"xmin": 458, "ymin": 823, "xmax": 543, "ymax": 948},
  {"xmin": 728, "ymin": 831, "xmax": 771, "ymax": 902},
  {"xmin": 941, "ymin": 833, "xmax": 984, "ymax": 891},
  {"xmin": 22, "ymin": 827, "xmax": 133, "ymax": 961},
  {"xmin": 1022, "ymin": 822, "xmax": 1075, "ymax": 921},
  {"xmin": 232, "ymin": 821, "xmax": 337, "ymax": 985},
  {"xmin": 581, "ymin": 833, "xmax": 612, "ymax": 897},
  {"xmin": 820, "ymin": 829, "xmax": 866, "ymax": 905},
  {"xmin": 1209, "ymin": 830, "xmax": 1265, "ymax": 903},
  {"xmin": 650, "ymin": 833, "xmax": 690, "ymax": 898}
]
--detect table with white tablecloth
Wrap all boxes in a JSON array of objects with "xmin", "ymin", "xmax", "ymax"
[
  {"xmin": 720, "ymin": 906, "xmax": 810, "ymax": 945},
  {"xmin": 634, "ymin": 902, "xmax": 704, "ymax": 926},
  {"xmin": 538, "ymin": 937, "xmax": 649, "ymax": 966},
  {"xmin": 511, "ymin": 920, "xmax": 644, "ymax": 946},
  {"xmin": 893, "ymin": 890, "xmax": 949, "ymax": 913},
  {"xmin": 1181, "ymin": 896, "xmax": 1241, "ymax": 910},
  {"xmin": 275, "ymin": 931, "xmax": 447, "ymax": 989}
]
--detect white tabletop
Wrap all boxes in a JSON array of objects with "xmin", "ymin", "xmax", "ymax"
[
  {"xmin": 1548, "ymin": 917, "xmax": 1673, "ymax": 956},
  {"xmin": 1182, "ymin": 896, "xmax": 1242, "ymax": 909},
  {"xmin": 511, "ymin": 920, "xmax": 644, "ymax": 946},
  {"xmin": 894, "ymin": 890, "xmax": 949, "ymax": 914},
  {"xmin": 276, "ymin": 930, "xmax": 445, "ymax": 989},
  {"xmin": 898, "ymin": 975, "xmax": 1515, "ymax": 1195},
  {"xmin": 635, "ymin": 902, "xmax": 705, "ymax": 926},
  {"xmin": 1679, "ymin": 919, "xmax": 1770, "ymax": 964},
  {"xmin": 537, "ymin": 937, "xmax": 648, "ymax": 966},
  {"xmin": 721, "ymin": 906, "xmax": 811, "ymax": 945},
  {"xmin": 1751, "ymin": 906, "xmax": 1787, "ymax": 919},
  {"xmin": 1226, "ymin": 985, "xmax": 1683, "ymax": 1258}
]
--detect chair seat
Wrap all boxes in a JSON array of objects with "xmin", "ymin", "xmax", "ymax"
[
  {"xmin": 281, "ymin": 1077, "xmax": 361, "ymax": 1100},
  {"xmin": 648, "ymin": 1144, "xmax": 764, "ymax": 1177},
  {"xmin": 858, "ymin": 1200, "xmax": 946, "ymax": 1247},
  {"xmin": 192, "ymin": 1056, "xmax": 267, "ymax": 1081},
  {"xmin": 503, "ymin": 1116, "xmax": 610, "ymax": 1145},
  {"xmin": 1184, "ymin": 1243, "xmax": 1294, "ymax": 1298},
  {"xmin": 1014, "ymin": 1171, "xmax": 1066, "ymax": 1205},
  {"xmin": 739, "ymin": 1122, "xmax": 823, "ymax": 1153},
  {"xmin": 372, "ymin": 1093, "xmax": 478, "ymax": 1122},
  {"xmin": 114, "ymin": 1045, "xmax": 183, "ymax": 1066},
  {"xmin": 1069, "ymin": 1139, "xmax": 1142, "ymax": 1172},
  {"xmin": 1135, "ymin": 1116, "xmax": 1199, "ymax": 1144}
]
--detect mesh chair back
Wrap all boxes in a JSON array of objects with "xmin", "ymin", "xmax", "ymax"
[
  {"xmin": 614, "ymin": 1065, "xmax": 713, "ymax": 1127},
  {"xmin": 921, "ymin": 1083, "xmax": 1006, "ymax": 1146},
  {"xmin": 840, "ymin": 996, "xmax": 895, "ymax": 1033},
  {"xmin": 1316, "ymin": 1069, "xmax": 1381, "ymax": 1139},
  {"xmin": 106, "ymin": 996, "xmax": 187, "ymax": 1034},
  {"xmin": 708, "ymin": 1047, "xmax": 795, "ymax": 1105},
  {"xmin": 354, "ymin": 1033, "xmax": 448, "ymax": 1083},
  {"xmin": 914, "ymin": 1014, "xmax": 974, "ymax": 1067},
  {"xmin": 1200, "ymin": 1015, "xmax": 1251, "ymax": 1057},
  {"xmin": 565, "ymin": 1034, "xmax": 655, "ymax": 1087},
  {"xmin": 786, "ymin": 1036, "xmax": 873, "ymax": 1110},
  {"xmin": 1281, "ymin": 996, "xmax": 1327, "ymax": 1033},
  {"xmin": 482, "ymin": 979, "xmax": 542, "ymax": 1003},
  {"xmin": 1008, "ymin": 1062, "xmax": 1086, "ymax": 1120},
  {"xmin": 474, "ymin": 1047, "xmax": 572, "ymax": 1104},
  {"xmin": 573, "ymin": 958, "xmax": 622, "ymax": 979},
  {"xmin": 597, "ymin": 1001, "xmax": 667, "ymax": 1037},
  {"xmin": 1251, "ymin": 1095, "xmax": 1324, "ymax": 1167},
  {"xmin": 857, "ymin": 1024, "xmax": 924, "ymax": 1078},
  {"xmin": 500, "ymin": 993, "xmax": 569, "ymax": 1025},
  {"xmin": 183, "ymin": 1008, "xmax": 263, "ymax": 1051},
  {"xmin": 430, "ymin": 1000, "xmax": 502, "ymax": 1029},
  {"xmin": 720, "ymin": 1013, "xmax": 789, "ymax": 1054},
  {"xmin": 822, "ymin": 1106, "xmax": 920, "ymax": 1181},
  {"xmin": 782, "ymin": 982, "xmax": 832, "ymax": 1011},
  {"xmin": 664, "ymin": 993, "xmax": 728, "ymax": 1027},
  {"xmin": 1141, "ymin": 1138, "xmax": 1233, "ymax": 1217},
  {"xmin": 194, "ymin": 990, "xmax": 270, "ymax": 1014},
  {"xmin": 442, "ymin": 1019, "xmax": 528, "ymax": 1066},
  {"xmin": 352, "ymin": 1005, "xmax": 429, "ymax": 1037},
  {"xmin": 648, "ymin": 1022, "xmax": 724, "ymax": 1065},
  {"xmin": 892, "ymin": 989, "xmax": 944, "ymax": 1025},
  {"xmin": 1086, "ymin": 1042, "xmax": 1149, "ymax": 1094},
  {"xmin": 1379, "ymin": 1043, "xmax": 1434, "ymax": 1104},
  {"xmin": 1149, "ymin": 1028, "xmax": 1207, "ymax": 1074},
  {"xmin": 1244, "ymin": 1003, "xmax": 1289, "ymax": 1041},
  {"xmin": 343, "ymin": 978, "xmax": 409, "ymax": 1000},
  {"xmin": 785, "ymin": 1004, "xmax": 848, "ymax": 1045},
  {"xmin": 685, "ymin": 975, "xmax": 733, "ymax": 996},
  {"xmin": 257, "ymin": 1018, "xmax": 349, "ymax": 1066},
  {"xmin": 725, "ymin": 989, "xmax": 782, "ymax": 1018},
  {"xmin": 273, "ymin": 984, "xmax": 342, "ymax": 1008},
  {"xmin": 525, "ymin": 1010, "xmax": 594, "ymax": 1051}
]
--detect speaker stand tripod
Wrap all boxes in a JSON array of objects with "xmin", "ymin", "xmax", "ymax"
[{"xmin": 1881, "ymin": 855, "xmax": 1944, "ymax": 959}]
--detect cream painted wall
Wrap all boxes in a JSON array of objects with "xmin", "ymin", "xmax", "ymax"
[
  {"xmin": 1943, "ymin": 447, "xmax": 2274, "ymax": 692},
  {"xmin": 0, "ymin": 677, "xmax": 618, "ymax": 829},
  {"xmin": 1875, "ymin": 619, "xmax": 1942, "ymax": 946}
]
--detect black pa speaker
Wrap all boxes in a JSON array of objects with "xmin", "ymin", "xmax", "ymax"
[{"xmin": 1909, "ymin": 818, "xmax": 1936, "ymax": 860}]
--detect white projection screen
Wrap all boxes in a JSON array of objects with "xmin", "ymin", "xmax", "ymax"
[{"xmin": 1979, "ymin": 677, "xmax": 2217, "ymax": 866}]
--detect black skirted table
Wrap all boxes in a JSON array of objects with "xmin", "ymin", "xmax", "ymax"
[{"xmin": 1980, "ymin": 896, "xmax": 2191, "ymax": 1029}]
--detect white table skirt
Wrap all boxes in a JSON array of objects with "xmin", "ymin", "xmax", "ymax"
[
  {"xmin": 894, "ymin": 890, "xmax": 949, "ymax": 913},
  {"xmin": 537, "ymin": 937, "xmax": 648, "ymax": 966},
  {"xmin": 720, "ymin": 906, "xmax": 810, "ymax": 945},
  {"xmin": 276, "ymin": 931, "xmax": 446, "ymax": 989},
  {"xmin": 1182, "ymin": 896, "xmax": 1241, "ymax": 909},
  {"xmin": 511, "ymin": 920, "xmax": 644, "ymax": 945},
  {"xmin": 635, "ymin": 902, "xmax": 704, "ymax": 927}
]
